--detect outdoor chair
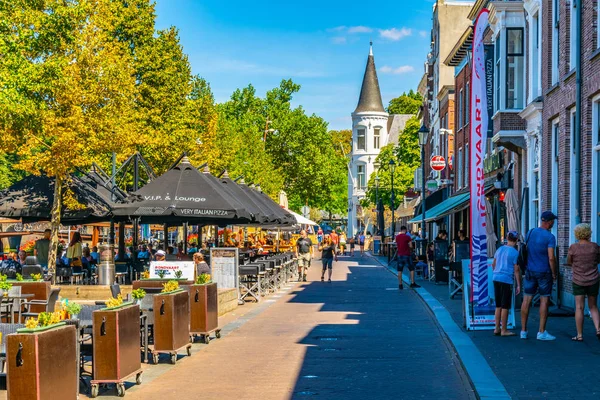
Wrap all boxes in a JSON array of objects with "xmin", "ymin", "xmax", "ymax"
[
  {"xmin": 115, "ymin": 261, "xmax": 129, "ymax": 285},
  {"xmin": 22, "ymin": 265, "xmax": 44, "ymax": 280},
  {"xmin": 56, "ymin": 265, "xmax": 72, "ymax": 284},
  {"xmin": 70, "ymin": 266, "xmax": 85, "ymax": 285},
  {"xmin": 0, "ymin": 286, "xmax": 22, "ymax": 323},
  {"xmin": 110, "ymin": 284, "xmax": 131, "ymax": 302},
  {"xmin": 21, "ymin": 287, "xmax": 61, "ymax": 319}
]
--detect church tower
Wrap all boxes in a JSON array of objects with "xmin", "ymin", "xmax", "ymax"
[{"xmin": 348, "ymin": 43, "xmax": 389, "ymax": 238}]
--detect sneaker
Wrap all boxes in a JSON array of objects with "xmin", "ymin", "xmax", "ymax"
[
  {"xmin": 410, "ymin": 283, "xmax": 421, "ymax": 288},
  {"xmin": 520, "ymin": 331, "xmax": 528, "ymax": 339},
  {"xmin": 303, "ymin": 275, "xmax": 307, "ymax": 282},
  {"xmin": 537, "ymin": 331, "xmax": 556, "ymax": 341}
]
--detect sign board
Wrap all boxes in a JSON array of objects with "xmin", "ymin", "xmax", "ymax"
[
  {"xmin": 149, "ymin": 261, "xmax": 195, "ymax": 280},
  {"xmin": 210, "ymin": 247, "xmax": 239, "ymax": 290},
  {"xmin": 426, "ymin": 180, "xmax": 438, "ymax": 191},
  {"xmin": 462, "ymin": 259, "xmax": 515, "ymax": 331},
  {"xmin": 430, "ymin": 155, "xmax": 446, "ymax": 171},
  {"xmin": 301, "ymin": 205, "xmax": 310, "ymax": 218}
]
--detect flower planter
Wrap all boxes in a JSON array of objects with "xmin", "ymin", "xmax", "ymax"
[
  {"xmin": 7, "ymin": 324, "xmax": 77, "ymax": 400},
  {"xmin": 91, "ymin": 303, "xmax": 142, "ymax": 398},
  {"xmin": 151, "ymin": 289, "xmax": 191, "ymax": 364},
  {"xmin": 188, "ymin": 283, "xmax": 220, "ymax": 344},
  {"xmin": 132, "ymin": 279, "xmax": 192, "ymax": 290}
]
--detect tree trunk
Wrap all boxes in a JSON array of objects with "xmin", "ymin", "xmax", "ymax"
[{"xmin": 48, "ymin": 174, "xmax": 63, "ymax": 283}]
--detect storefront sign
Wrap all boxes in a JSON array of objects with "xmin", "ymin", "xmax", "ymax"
[
  {"xmin": 463, "ymin": 259, "xmax": 515, "ymax": 330},
  {"xmin": 430, "ymin": 155, "xmax": 446, "ymax": 171},
  {"xmin": 149, "ymin": 261, "xmax": 195, "ymax": 280},
  {"xmin": 484, "ymin": 44, "xmax": 495, "ymax": 137},
  {"xmin": 426, "ymin": 180, "xmax": 439, "ymax": 191},
  {"xmin": 210, "ymin": 248, "xmax": 239, "ymax": 290},
  {"xmin": 469, "ymin": 8, "xmax": 491, "ymax": 328}
]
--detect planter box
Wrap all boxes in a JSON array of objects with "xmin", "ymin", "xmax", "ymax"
[
  {"xmin": 153, "ymin": 290, "xmax": 190, "ymax": 358},
  {"xmin": 13, "ymin": 281, "xmax": 51, "ymax": 313},
  {"xmin": 189, "ymin": 283, "xmax": 219, "ymax": 336},
  {"xmin": 133, "ymin": 279, "xmax": 192, "ymax": 290},
  {"xmin": 7, "ymin": 324, "xmax": 77, "ymax": 400},
  {"xmin": 92, "ymin": 304, "xmax": 141, "ymax": 382}
]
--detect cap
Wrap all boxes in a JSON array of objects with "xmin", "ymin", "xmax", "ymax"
[
  {"xmin": 541, "ymin": 211, "xmax": 558, "ymax": 222},
  {"xmin": 155, "ymin": 250, "xmax": 166, "ymax": 256},
  {"xmin": 507, "ymin": 231, "xmax": 519, "ymax": 241}
]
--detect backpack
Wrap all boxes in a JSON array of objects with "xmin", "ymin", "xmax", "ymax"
[{"xmin": 517, "ymin": 229, "xmax": 532, "ymax": 274}]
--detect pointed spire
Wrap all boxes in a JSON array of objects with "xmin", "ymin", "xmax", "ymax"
[{"xmin": 354, "ymin": 42, "xmax": 385, "ymax": 114}]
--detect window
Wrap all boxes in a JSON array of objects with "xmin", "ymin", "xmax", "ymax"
[
  {"xmin": 552, "ymin": 0, "xmax": 560, "ymax": 84},
  {"xmin": 506, "ymin": 28, "xmax": 524, "ymax": 109},
  {"xmin": 458, "ymin": 90, "xmax": 463, "ymax": 128},
  {"xmin": 357, "ymin": 128, "xmax": 366, "ymax": 150},
  {"xmin": 457, "ymin": 147, "xmax": 464, "ymax": 188},
  {"xmin": 464, "ymin": 143, "xmax": 469, "ymax": 186},
  {"xmin": 593, "ymin": 98, "xmax": 600, "ymax": 243},
  {"xmin": 465, "ymin": 82, "xmax": 470, "ymax": 126},
  {"xmin": 530, "ymin": 12, "xmax": 541, "ymax": 100},
  {"xmin": 357, "ymin": 164, "xmax": 366, "ymax": 190},
  {"xmin": 569, "ymin": 109, "xmax": 577, "ymax": 244},
  {"xmin": 495, "ymin": 35, "xmax": 502, "ymax": 112},
  {"xmin": 569, "ymin": 0, "xmax": 577, "ymax": 70},
  {"xmin": 374, "ymin": 128, "xmax": 381, "ymax": 149},
  {"xmin": 551, "ymin": 119, "xmax": 560, "ymax": 239}
]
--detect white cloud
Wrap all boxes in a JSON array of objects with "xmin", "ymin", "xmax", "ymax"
[
  {"xmin": 328, "ymin": 26, "xmax": 347, "ymax": 33},
  {"xmin": 419, "ymin": 30, "xmax": 429, "ymax": 38},
  {"xmin": 332, "ymin": 36, "xmax": 347, "ymax": 44},
  {"xmin": 347, "ymin": 26, "xmax": 373, "ymax": 34},
  {"xmin": 380, "ymin": 65, "xmax": 415, "ymax": 74},
  {"xmin": 379, "ymin": 27, "xmax": 413, "ymax": 41}
]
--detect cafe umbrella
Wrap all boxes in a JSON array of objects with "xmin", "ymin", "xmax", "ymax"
[{"xmin": 112, "ymin": 156, "xmax": 253, "ymax": 224}]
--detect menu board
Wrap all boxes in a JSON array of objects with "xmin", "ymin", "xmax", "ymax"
[{"xmin": 210, "ymin": 248, "xmax": 239, "ymax": 290}]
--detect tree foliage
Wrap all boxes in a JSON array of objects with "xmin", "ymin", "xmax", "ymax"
[{"xmin": 386, "ymin": 90, "xmax": 423, "ymax": 115}]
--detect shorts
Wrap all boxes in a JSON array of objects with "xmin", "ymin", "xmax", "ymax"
[
  {"xmin": 397, "ymin": 255, "xmax": 414, "ymax": 272},
  {"xmin": 298, "ymin": 253, "xmax": 311, "ymax": 268},
  {"xmin": 572, "ymin": 281, "xmax": 600, "ymax": 297},
  {"xmin": 322, "ymin": 258, "xmax": 333, "ymax": 270},
  {"xmin": 493, "ymin": 280, "xmax": 513, "ymax": 309},
  {"xmin": 523, "ymin": 270, "xmax": 553, "ymax": 297}
]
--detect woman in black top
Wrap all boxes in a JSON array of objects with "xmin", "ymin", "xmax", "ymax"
[{"xmin": 319, "ymin": 235, "xmax": 337, "ymax": 282}]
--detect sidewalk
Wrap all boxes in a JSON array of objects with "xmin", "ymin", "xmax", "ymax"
[{"xmin": 375, "ymin": 254, "xmax": 600, "ymax": 400}]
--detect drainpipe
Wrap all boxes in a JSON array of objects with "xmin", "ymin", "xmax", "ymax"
[{"xmin": 574, "ymin": 0, "xmax": 582, "ymax": 226}]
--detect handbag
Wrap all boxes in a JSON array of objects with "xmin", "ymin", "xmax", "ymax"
[
  {"xmin": 517, "ymin": 229, "xmax": 532, "ymax": 274},
  {"xmin": 70, "ymin": 258, "xmax": 82, "ymax": 267}
]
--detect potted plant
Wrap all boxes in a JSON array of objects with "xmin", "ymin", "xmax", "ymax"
[
  {"xmin": 141, "ymin": 270, "xmax": 150, "ymax": 280},
  {"xmin": 15, "ymin": 273, "xmax": 24, "ymax": 282},
  {"xmin": 151, "ymin": 280, "xmax": 190, "ymax": 364},
  {"xmin": 189, "ymin": 273, "xmax": 220, "ymax": 344},
  {"xmin": 65, "ymin": 302, "xmax": 82, "ymax": 320},
  {"xmin": 161, "ymin": 280, "xmax": 181, "ymax": 294},
  {"xmin": 0, "ymin": 275, "xmax": 12, "ymax": 297},
  {"xmin": 30, "ymin": 273, "xmax": 43, "ymax": 282},
  {"xmin": 8, "ymin": 311, "xmax": 77, "ymax": 398},
  {"xmin": 131, "ymin": 288, "xmax": 146, "ymax": 305}
]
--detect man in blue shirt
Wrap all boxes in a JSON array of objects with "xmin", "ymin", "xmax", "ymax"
[{"xmin": 520, "ymin": 211, "xmax": 558, "ymax": 341}]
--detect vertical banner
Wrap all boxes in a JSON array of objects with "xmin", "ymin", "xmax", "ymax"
[
  {"xmin": 484, "ymin": 45, "xmax": 495, "ymax": 137},
  {"xmin": 468, "ymin": 9, "xmax": 492, "ymax": 329}
]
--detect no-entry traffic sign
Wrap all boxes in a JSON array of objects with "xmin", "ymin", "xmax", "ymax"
[{"xmin": 430, "ymin": 155, "xmax": 446, "ymax": 172}]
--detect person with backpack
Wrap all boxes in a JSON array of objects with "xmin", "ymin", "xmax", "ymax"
[
  {"xmin": 520, "ymin": 211, "xmax": 558, "ymax": 341},
  {"xmin": 492, "ymin": 231, "xmax": 521, "ymax": 336}
]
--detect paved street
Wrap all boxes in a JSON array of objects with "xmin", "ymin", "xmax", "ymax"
[
  {"xmin": 122, "ymin": 255, "xmax": 475, "ymax": 400},
  {"xmin": 376, "ymin": 254, "xmax": 600, "ymax": 400}
]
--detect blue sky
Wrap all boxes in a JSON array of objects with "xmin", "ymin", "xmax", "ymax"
[{"xmin": 155, "ymin": 0, "xmax": 436, "ymax": 130}]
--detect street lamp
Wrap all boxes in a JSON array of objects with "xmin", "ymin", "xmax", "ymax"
[
  {"xmin": 418, "ymin": 124, "xmax": 429, "ymax": 245},
  {"xmin": 389, "ymin": 159, "xmax": 396, "ymax": 238},
  {"xmin": 374, "ymin": 161, "xmax": 381, "ymax": 236}
]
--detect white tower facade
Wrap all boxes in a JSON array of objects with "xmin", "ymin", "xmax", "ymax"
[{"xmin": 348, "ymin": 44, "xmax": 389, "ymax": 238}]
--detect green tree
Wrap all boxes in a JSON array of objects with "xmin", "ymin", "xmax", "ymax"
[{"xmin": 387, "ymin": 90, "xmax": 423, "ymax": 115}]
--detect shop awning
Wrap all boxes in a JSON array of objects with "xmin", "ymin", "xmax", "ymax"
[{"xmin": 408, "ymin": 192, "xmax": 470, "ymax": 224}]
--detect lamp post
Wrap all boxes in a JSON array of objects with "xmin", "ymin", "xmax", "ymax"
[
  {"xmin": 419, "ymin": 124, "xmax": 429, "ymax": 246},
  {"xmin": 389, "ymin": 159, "xmax": 396, "ymax": 239},
  {"xmin": 374, "ymin": 161, "xmax": 380, "ymax": 236}
]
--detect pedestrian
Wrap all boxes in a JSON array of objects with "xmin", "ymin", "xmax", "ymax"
[
  {"xmin": 155, "ymin": 249, "xmax": 166, "ymax": 261},
  {"xmin": 520, "ymin": 211, "xmax": 558, "ymax": 341},
  {"xmin": 339, "ymin": 232, "xmax": 347, "ymax": 255},
  {"xmin": 358, "ymin": 232, "xmax": 366, "ymax": 256},
  {"xmin": 66, "ymin": 231, "xmax": 83, "ymax": 268},
  {"xmin": 17, "ymin": 250, "xmax": 27, "ymax": 267},
  {"xmin": 193, "ymin": 252, "xmax": 211, "ymax": 277},
  {"xmin": 396, "ymin": 226, "xmax": 421, "ymax": 290},
  {"xmin": 319, "ymin": 235, "xmax": 337, "ymax": 282},
  {"xmin": 317, "ymin": 228, "xmax": 324, "ymax": 244},
  {"xmin": 34, "ymin": 229, "xmax": 51, "ymax": 271},
  {"xmin": 492, "ymin": 231, "xmax": 521, "ymax": 336},
  {"xmin": 348, "ymin": 236, "xmax": 355, "ymax": 257},
  {"xmin": 330, "ymin": 230, "xmax": 339, "ymax": 247},
  {"xmin": 295, "ymin": 230, "xmax": 313, "ymax": 282},
  {"xmin": 90, "ymin": 246, "xmax": 100, "ymax": 263},
  {"xmin": 566, "ymin": 223, "xmax": 600, "ymax": 341}
]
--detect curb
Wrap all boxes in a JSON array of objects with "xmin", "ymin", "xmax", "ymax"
[{"xmin": 368, "ymin": 253, "xmax": 511, "ymax": 400}]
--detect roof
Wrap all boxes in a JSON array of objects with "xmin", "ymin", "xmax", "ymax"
[
  {"xmin": 354, "ymin": 44, "xmax": 386, "ymax": 114},
  {"xmin": 444, "ymin": 26, "xmax": 473, "ymax": 67}
]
